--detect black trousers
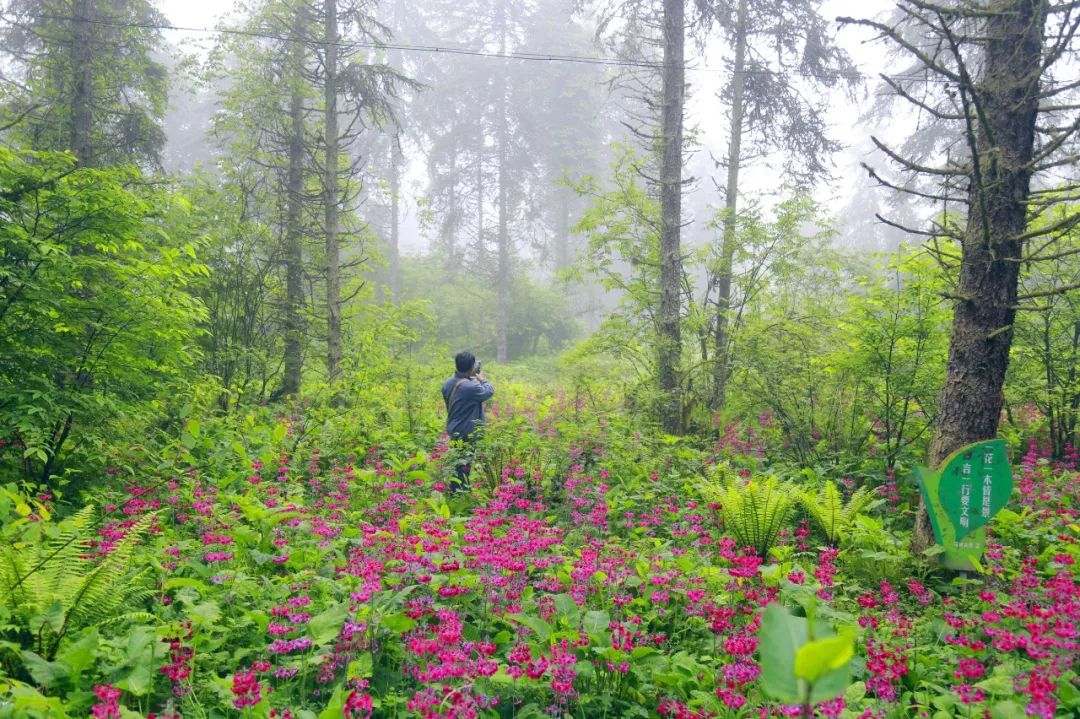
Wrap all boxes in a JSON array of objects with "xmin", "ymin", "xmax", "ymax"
[{"xmin": 449, "ymin": 434, "xmax": 477, "ymax": 493}]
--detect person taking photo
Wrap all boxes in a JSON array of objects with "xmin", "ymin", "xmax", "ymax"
[{"xmin": 441, "ymin": 351, "xmax": 494, "ymax": 492}]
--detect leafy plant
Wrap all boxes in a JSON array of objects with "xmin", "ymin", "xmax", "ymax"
[
  {"xmin": 758, "ymin": 602, "xmax": 854, "ymax": 711},
  {"xmin": 798, "ymin": 480, "xmax": 876, "ymax": 545},
  {"xmin": 0, "ymin": 507, "xmax": 155, "ymax": 660},
  {"xmin": 702, "ymin": 473, "xmax": 797, "ymax": 557}
]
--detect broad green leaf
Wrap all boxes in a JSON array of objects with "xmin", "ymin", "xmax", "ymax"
[
  {"xmin": 58, "ymin": 630, "xmax": 98, "ymax": 676},
  {"xmin": 116, "ymin": 661, "xmax": 153, "ymax": 696},
  {"xmin": 309, "ymin": 605, "xmax": 347, "ymax": 645},
  {"xmin": 990, "ymin": 701, "xmax": 1026, "ymax": 719},
  {"xmin": 794, "ymin": 631, "xmax": 854, "ymax": 683},
  {"xmin": 188, "ymin": 601, "xmax": 221, "ymax": 626},
  {"xmin": 758, "ymin": 603, "xmax": 806, "ymax": 704},
  {"xmin": 20, "ymin": 651, "xmax": 68, "ymax": 689},
  {"xmin": 582, "ymin": 610, "xmax": 610, "ymax": 634},
  {"xmin": 508, "ymin": 614, "xmax": 553, "ymax": 643},
  {"xmin": 347, "ymin": 652, "xmax": 373, "ymax": 679},
  {"xmin": 381, "ymin": 613, "xmax": 417, "ymax": 633},
  {"xmin": 553, "ymin": 594, "xmax": 579, "ymax": 622}
]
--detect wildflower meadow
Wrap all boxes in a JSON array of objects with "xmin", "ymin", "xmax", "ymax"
[{"xmin": 2, "ymin": 377, "xmax": 1076, "ymax": 719}]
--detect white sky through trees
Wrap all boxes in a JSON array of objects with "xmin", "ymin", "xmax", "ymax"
[{"xmin": 158, "ymin": 0, "xmax": 897, "ymax": 254}]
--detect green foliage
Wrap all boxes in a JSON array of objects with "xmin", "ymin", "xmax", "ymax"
[
  {"xmin": 758, "ymin": 603, "xmax": 854, "ymax": 705},
  {"xmin": 1007, "ymin": 201, "xmax": 1080, "ymax": 457},
  {"xmin": 175, "ymin": 173, "xmax": 285, "ymax": 409},
  {"xmin": 798, "ymin": 480, "xmax": 876, "ymax": 545},
  {"xmin": 0, "ymin": 375, "xmax": 1074, "ymax": 718},
  {"xmin": 702, "ymin": 470, "xmax": 797, "ymax": 557},
  {"xmin": 0, "ymin": 149, "xmax": 207, "ymax": 484},
  {"xmin": 0, "ymin": 507, "xmax": 154, "ymax": 661},
  {"xmin": 569, "ymin": 147, "xmax": 661, "ymax": 377},
  {"xmin": 1, "ymin": 0, "xmax": 169, "ymax": 167},
  {"xmin": 835, "ymin": 249, "xmax": 950, "ymax": 467},
  {"xmin": 400, "ymin": 253, "xmax": 578, "ymax": 361}
]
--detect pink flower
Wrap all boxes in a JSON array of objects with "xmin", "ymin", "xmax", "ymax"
[
  {"xmin": 231, "ymin": 668, "xmax": 264, "ymax": 708},
  {"xmin": 91, "ymin": 684, "xmax": 121, "ymax": 719}
]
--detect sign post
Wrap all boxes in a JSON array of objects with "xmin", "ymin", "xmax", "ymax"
[{"xmin": 915, "ymin": 439, "xmax": 1013, "ymax": 571}]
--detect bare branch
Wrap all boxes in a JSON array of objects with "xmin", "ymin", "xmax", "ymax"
[
  {"xmin": 880, "ymin": 74, "xmax": 966, "ymax": 120},
  {"xmin": 1027, "ymin": 115, "xmax": 1080, "ymax": 167},
  {"xmin": 875, "ymin": 212, "xmax": 961, "ymax": 239},
  {"xmin": 1014, "ymin": 210, "xmax": 1080, "ymax": 242},
  {"xmin": 1016, "ymin": 280, "xmax": 1080, "ymax": 301},
  {"xmin": 1022, "ymin": 244, "xmax": 1080, "ymax": 263},
  {"xmin": 837, "ymin": 16, "xmax": 962, "ymax": 82},
  {"xmin": 871, "ymin": 136, "xmax": 968, "ymax": 176},
  {"xmin": 1039, "ymin": 76, "xmax": 1080, "ymax": 98},
  {"xmin": 862, "ymin": 162, "xmax": 967, "ymax": 203}
]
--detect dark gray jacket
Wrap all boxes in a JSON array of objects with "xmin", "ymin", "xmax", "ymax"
[{"xmin": 442, "ymin": 374, "xmax": 495, "ymax": 440}]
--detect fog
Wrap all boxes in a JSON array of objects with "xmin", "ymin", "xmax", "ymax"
[{"xmin": 151, "ymin": 0, "xmax": 918, "ymax": 361}]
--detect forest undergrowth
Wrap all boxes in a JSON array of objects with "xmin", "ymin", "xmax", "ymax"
[{"xmin": 0, "ymin": 375, "xmax": 1078, "ymax": 719}]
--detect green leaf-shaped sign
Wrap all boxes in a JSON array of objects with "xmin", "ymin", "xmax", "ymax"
[{"xmin": 936, "ymin": 439, "xmax": 1012, "ymax": 540}]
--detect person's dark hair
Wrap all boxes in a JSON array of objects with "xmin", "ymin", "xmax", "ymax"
[{"xmin": 455, "ymin": 351, "xmax": 477, "ymax": 374}]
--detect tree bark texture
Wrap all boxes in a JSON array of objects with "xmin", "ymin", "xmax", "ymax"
[
  {"xmin": 324, "ymin": 0, "xmax": 342, "ymax": 383},
  {"xmin": 390, "ymin": 134, "xmax": 402, "ymax": 302},
  {"xmin": 711, "ymin": 0, "xmax": 747, "ymax": 412},
  {"xmin": 495, "ymin": 0, "xmax": 511, "ymax": 365},
  {"xmin": 476, "ymin": 131, "xmax": 484, "ymax": 264},
  {"xmin": 282, "ymin": 76, "xmax": 307, "ymax": 397},
  {"xmin": 445, "ymin": 143, "xmax": 458, "ymax": 270},
  {"xmin": 658, "ymin": 0, "xmax": 685, "ymax": 433},
  {"xmin": 556, "ymin": 187, "xmax": 570, "ymax": 274},
  {"xmin": 913, "ymin": 0, "xmax": 1045, "ymax": 552},
  {"xmin": 70, "ymin": 0, "xmax": 95, "ymax": 166}
]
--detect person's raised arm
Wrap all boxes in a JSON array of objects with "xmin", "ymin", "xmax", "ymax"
[{"xmin": 473, "ymin": 373, "xmax": 494, "ymax": 401}]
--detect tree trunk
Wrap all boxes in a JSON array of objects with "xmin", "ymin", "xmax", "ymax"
[
  {"xmin": 495, "ymin": 0, "xmax": 510, "ymax": 364},
  {"xmin": 324, "ymin": 0, "xmax": 342, "ymax": 383},
  {"xmin": 657, "ymin": 0, "xmax": 685, "ymax": 434},
  {"xmin": 476, "ymin": 130, "xmax": 484, "ymax": 262},
  {"xmin": 70, "ymin": 0, "xmax": 95, "ymax": 166},
  {"xmin": 711, "ymin": 0, "xmax": 747, "ymax": 411},
  {"xmin": 445, "ymin": 141, "xmax": 458, "ymax": 269},
  {"xmin": 555, "ymin": 187, "xmax": 570, "ymax": 274},
  {"xmin": 390, "ymin": 134, "xmax": 402, "ymax": 302},
  {"xmin": 1067, "ymin": 320, "xmax": 1080, "ymax": 452},
  {"xmin": 281, "ymin": 53, "xmax": 307, "ymax": 397},
  {"xmin": 1041, "ymin": 315, "xmax": 1059, "ymax": 457},
  {"xmin": 913, "ymin": 0, "xmax": 1044, "ymax": 552}
]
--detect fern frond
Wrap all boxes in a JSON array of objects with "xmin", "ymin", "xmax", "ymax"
[
  {"xmin": 843, "ymin": 486, "xmax": 875, "ymax": 522},
  {"xmin": 0, "ymin": 544, "xmax": 28, "ymax": 608},
  {"xmin": 706, "ymin": 475, "xmax": 795, "ymax": 557},
  {"xmin": 2, "ymin": 509, "xmax": 157, "ymax": 659},
  {"xmin": 64, "ymin": 514, "xmax": 154, "ymax": 635},
  {"xmin": 800, "ymin": 481, "xmax": 877, "ymax": 545},
  {"xmin": 94, "ymin": 610, "xmax": 157, "ymax": 628},
  {"xmin": 43, "ymin": 506, "xmax": 96, "ymax": 602}
]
